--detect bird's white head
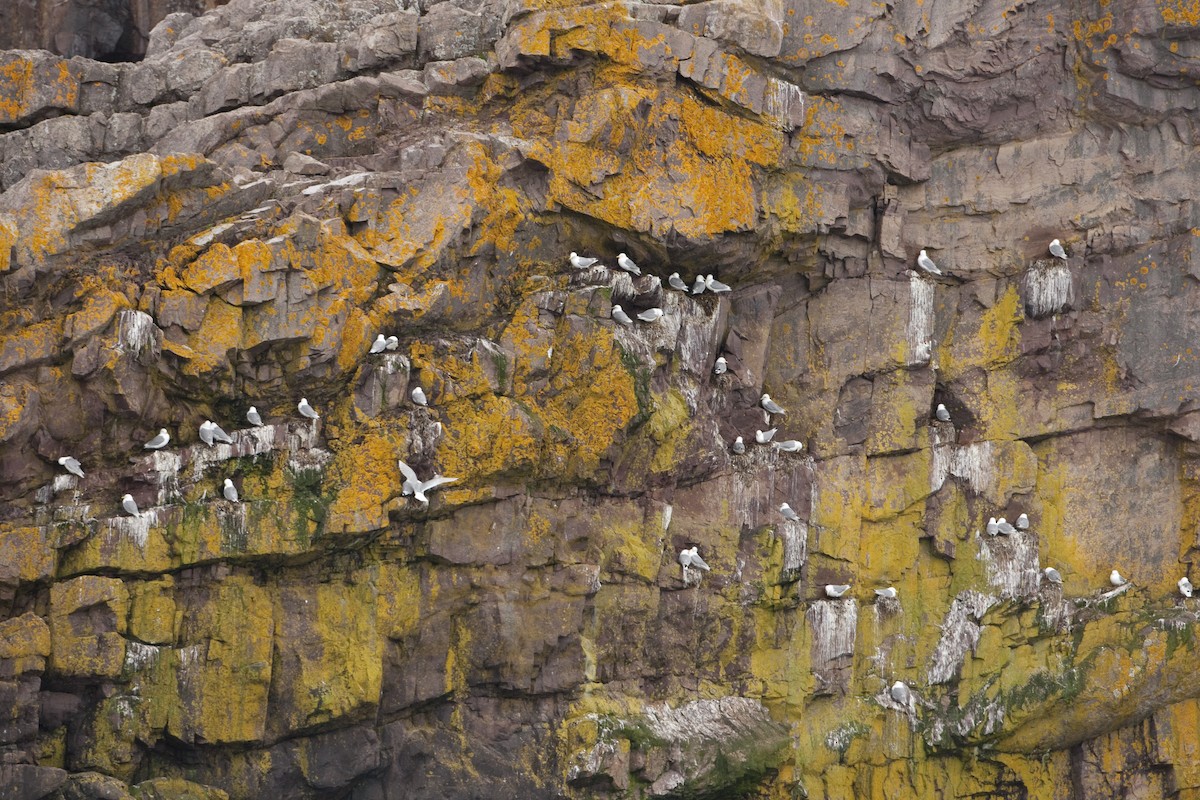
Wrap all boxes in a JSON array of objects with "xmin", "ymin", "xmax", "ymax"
[
  {"xmin": 249, "ymin": 406, "xmax": 257, "ymax": 413},
  {"xmin": 570, "ymin": 251, "xmax": 578, "ymax": 258},
  {"xmin": 57, "ymin": 456, "xmax": 69, "ymax": 465},
  {"xmin": 223, "ymin": 479, "xmax": 233, "ymax": 487},
  {"xmin": 920, "ymin": 249, "xmax": 928, "ymax": 257},
  {"xmin": 122, "ymin": 493, "xmax": 133, "ymax": 501}
]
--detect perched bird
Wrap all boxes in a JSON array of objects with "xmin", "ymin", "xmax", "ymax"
[
  {"xmin": 222, "ymin": 478, "xmax": 239, "ymax": 503},
  {"xmin": 705, "ymin": 274, "xmax": 731, "ymax": 293},
  {"xmin": 616, "ymin": 253, "xmax": 641, "ymax": 275},
  {"xmin": 58, "ymin": 456, "xmax": 84, "ymax": 479},
  {"xmin": 397, "ymin": 459, "xmax": 458, "ymax": 505},
  {"xmin": 779, "ymin": 502, "xmax": 801, "ymax": 522},
  {"xmin": 411, "ymin": 386, "xmax": 428, "ymax": 406},
  {"xmin": 755, "ymin": 428, "xmax": 777, "ymax": 444},
  {"xmin": 1049, "ymin": 239, "xmax": 1068, "ymax": 260},
  {"xmin": 121, "ymin": 493, "xmax": 141, "ymax": 517},
  {"xmin": 678, "ymin": 546, "xmax": 711, "ymax": 586},
  {"xmin": 825, "ymin": 584, "xmax": 851, "ymax": 598},
  {"xmin": 385, "ymin": 335, "xmax": 399, "ymax": 351},
  {"xmin": 1180, "ymin": 577, "xmax": 1194, "ymax": 598},
  {"xmin": 1016, "ymin": 513, "xmax": 1030, "ymax": 530},
  {"xmin": 144, "ymin": 429, "xmax": 170, "ymax": 450},
  {"xmin": 206, "ymin": 420, "xmax": 233, "ymax": 445},
  {"xmin": 761, "ymin": 394, "xmax": 786, "ymax": 415},
  {"xmin": 731, "ymin": 436, "xmax": 745, "ymax": 455},
  {"xmin": 1110, "ymin": 569, "xmax": 1127, "ymax": 587},
  {"xmin": 773, "ymin": 440, "xmax": 803, "ymax": 453},
  {"xmin": 569, "ymin": 252, "xmax": 599, "ymax": 269},
  {"xmin": 246, "ymin": 406, "xmax": 263, "ymax": 426},
  {"xmin": 917, "ymin": 249, "xmax": 942, "ymax": 275},
  {"xmin": 199, "ymin": 421, "xmax": 215, "ymax": 446},
  {"xmin": 935, "ymin": 404, "xmax": 951, "ymax": 422},
  {"xmin": 890, "ymin": 681, "xmax": 911, "ymax": 707},
  {"xmin": 611, "ymin": 304, "xmax": 634, "ymax": 326},
  {"xmin": 636, "ymin": 308, "xmax": 664, "ymax": 323},
  {"xmin": 714, "ymin": 357, "xmax": 727, "ymax": 375},
  {"xmin": 691, "ymin": 276, "xmax": 707, "ymax": 295},
  {"xmin": 668, "ymin": 272, "xmax": 689, "ymax": 291},
  {"xmin": 298, "ymin": 398, "xmax": 319, "ymax": 419},
  {"xmin": 1043, "ymin": 567, "xmax": 1063, "ymax": 585},
  {"xmin": 986, "ymin": 517, "xmax": 999, "ymax": 536},
  {"xmin": 996, "ymin": 517, "xmax": 1017, "ymax": 536},
  {"xmin": 370, "ymin": 334, "xmax": 388, "ymax": 354},
  {"xmin": 875, "ymin": 587, "xmax": 898, "ymax": 599}
]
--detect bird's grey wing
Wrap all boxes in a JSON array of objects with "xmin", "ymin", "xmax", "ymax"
[
  {"xmin": 692, "ymin": 554, "xmax": 711, "ymax": 570},
  {"xmin": 421, "ymin": 475, "xmax": 459, "ymax": 492}
]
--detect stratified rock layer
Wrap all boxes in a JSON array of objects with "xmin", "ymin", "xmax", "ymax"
[{"xmin": 2, "ymin": 1, "xmax": 1200, "ymax": 798}]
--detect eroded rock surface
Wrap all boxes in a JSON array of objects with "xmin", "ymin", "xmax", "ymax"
[{"xmin": 2, "ymin": 1, "xmax": 1200, "ymax": 798}]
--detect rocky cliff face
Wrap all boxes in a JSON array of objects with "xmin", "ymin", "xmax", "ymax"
[{"xmin": 3, "ymin": 0, "xmax": 1200, "ymax": 798}]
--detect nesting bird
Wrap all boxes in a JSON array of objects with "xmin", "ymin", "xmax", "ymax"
[
  {"xmin": 714, "ymin": 357, "xmax": 727, "ymax": 375},
  {"xmin": 144, "ymin": 429, "xmax": 170, "ymax": 450},
  {"xmin": 986, "ymin": 517, "xmax": 999, "ymax": 536},
  {"xmin": 1180, "ymin": 577, "xmax": 1194, "ymax": 598},
  {"xmin": 1049, "ymin": 239, "xmax": 1068, "ymax": 260},
  {"xmin": 611, "ymin": 304, "xmax": 634, "ymax": 326},
  {"xmin": 917, "ymin": 249, "xmax": 942, "ymax": 275},
  {"xmin": 779, "ymin": 502, "xmax": 801, "ymax": 522},
  {"xmin": 691, "ymin": 276, "xmax": 707, "ymax": 294},
  {"xmin": 1043, "ymin": 567, "xmax": 1063, "ymax": 585},
  {"xmin": 222, "ymin": 478, "xmax": 239, "ymax": 503},
  {"xmin": 678, "ymin": 546, "xmax": 711, "ymax": 586},
  {"xmin": 731, "ymin": 436, "xmax": 745, "ymax": 455},
  {"xmin": 825, "ymin": 584, "xmax": 851, "ymax": 598},
  {"xmin": 121, "ymin": 493, "xmax": 141, "ymax": 517},
  {"xmin": 246, "ymin": 406, "xmax": 263, "ymax": 426},
  {"xmin": 616, "ymin": 253, "xmax": 641, "ymax": 275},
  {"xmin": 297, "ymin": 398, "xmax": 319, "ymax": 419},
  {"xmin": 890, "ymin": 681, "xmax": 912, "ymax": 708},
  {"xmin": 773, "ymin": 439, "xmax": 803, "ymax": 453},
  {"xmin": 875, "ymin": 587, "xmax": 898, "ymax": 599},
  {"xmin": 569, "ymin": 252, "xmax": 599, "ymax": 269},
  {"xmin": 370, "ymin": 334, "xmax": 388, "ymax": 354},
  {"xmin": 755, "ymin": 428, "xmax": 777, "ymax": 444},
  {"xmin": 996, "ymin": 517, "xmax": 1017, "ymax": 536},
  {"xmin": 411, "ymin": 386, "xmax": 428, "ymax": 406},
  {"xmin": 636, "ymin": 308, "xmax": 664, "ymax": 323},
  {"xmin": 1016, "ymin": 513, "xmax": 1030, "ymax": 530},
  {"xmin": 668, "ymin": 272, "xmax": 689, "ymax": 291},
  {"xmin": 58, "ymin": 456, "xmax": 84, "ymax": 478},
  {"xmin": 385, "ymin": 335, "xmax": 399, "ymax": 351},
  {"xmin": 935, "ymin": 404, "xmax": 951, "ymax": 422}
]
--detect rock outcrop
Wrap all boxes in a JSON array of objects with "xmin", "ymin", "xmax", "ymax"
[{"xmin": 3, "ymin": 0, "xmax": 1200, "ymax": 798}]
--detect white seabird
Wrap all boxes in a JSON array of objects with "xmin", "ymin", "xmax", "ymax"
[
  {"xmin": 668, "ymin": 272, "xmax": 688, "ymax": 291},
  {"xmin": 144, "ymin": 429, "xmax": 170, "ymax": 450},
  {"xmin": 755, "ymin": 428, "xmax": 777, "ymax": 444},
  {"xmin": 761, "ymin": 394, "xmax": 786, "ymax": 415},
  {"xmin": 996, "ymin": 517, "xmax": 1017, "ymax": 536},
  {"xmin": 1043, "ymin": 567, "xmax": 1063, "ymax": 585},
  {"xmin": 779, "ymin": 502, "xmax": 801, "ymax": 522},
  {"xmin": 570, "ymin": 252, "xmax": 599, "ymax": 269},
  {"xmin": 385, "ymin": 335, "xmax": 399, "ymax": 350},
  {"xmin": 1110, "ymin": 569, "xmax": 1126, "ymax": 587},
  {"xmin": 890, "ymin": 681, "xmax": 911, "ymax": 708},
  {"xmin": 616, "ymin": 253, "xmax": 641, "ymax": 275},
  {"xmin": 714, "ymin": 357, "xmax": 727, "ymax": 375},
  {"xmin": 825, "ymin": 584, "xmax": 851, "ymax": 598},
  {"xmin": 411, "ymin": 386, "xmax": 428, "ymax": 406},
  {"xmin": 875, "ymin": 587, "xmax": 898, "ymax": 599},
  {"xmin": 222, "ymin": 478, "xmax": 239, "ymax": 503},
  {"xmin": 199, "ymin": 421, "xmax": 215, "ymax": 446},
  {"xmin": 246, "ymin": 406, "xmax": 263, "ymax": 426},
  {"xmin": 58, "ymin": 456, "xmax": 84, "ymax": 478},
  {"xmin": 691, "ymin": 276, "xmax": 706, "ymax": 295},
  {"xmin": 1180, "ymin": 577, "xmax": 1194, "ymax": 598},
  {"xmin": 207, "ymin": 420, "xmax": 233, "ymax": 445},
  {"xmin": 731, "ymin": 436, "xmax": 745, "ymax": 455},
  {"xmin": 705, "ymin": 274, "xmax": 731, "ymax": 293},
  {"xmin": 370, "ymin": 334, "xmax": 388, "ymax": 354},
  {"xmin": 773, "ymin": 440, "xmax": 803, "ymax": 453},
  {"xmin": 397, "ymin": 459, "xmax": 458, "ymax": 505},
  {"xmin": 1016, "ymin": 513, "xmax": 1030, "ymax": 530},
  {"xmin": 986, "ymin": 517, "xmax": 999, "ymax": 536},
  {"xmin": 678, "ymin": 546, "xmax": 711, "ymax": 587},
  {"xmin": 636, "ymin": 308, "xmax": 664, "ymax": 323},
  {"xmin": 121, "ymin": 493, "xmax": 141, "ymax": 517},
  {"xmin": 917, "ymin": 249, "xmax": 942, "ymax": 275},
  {"xmin": 1049, "ymin": 239, "xmax": 1068, "ymax": 260},
  {"xmin": 935, "ymin": 404, "xmax": 950, "ymax": 422},
  {"xmin": 611, "ymin": 304, "xmax": 634, "ymax": 326},
  {"xmin": 297, "ymin": 398, "xmax": 319, "ymax": 419}
]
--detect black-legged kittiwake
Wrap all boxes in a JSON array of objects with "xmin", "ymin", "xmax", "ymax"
[
  {"xmin": 731, "ymin": 436, "xmax": 745, "ymax": 454},
  {"xmin": 122, "ymin": 493, "xmax": 141, "ymax": 517},
  {"xmin": 779, "ymin": 502, "xmax": 801, "ymax": 522},
  {"xmin": 206, "ymin": 420, "xmax": 233, "ymax": 445},
  {"xmin": 773, "ymin": 440, "xmax": 803, "ymax": 453},
  {"xmin": 996, "ymin": 517, "xmax": 1017, "ymax": 536},
  {"xmin": 386, "ymin": 335, "xmax": 399, "ymax": 350},
  {"xmin": 397, "ymin": 459, "xmax": 458, "ymax": 505},
  {"xmin": 714, "ymin": 357, "xmax": 727, "ymax": 375},
  {"xmin": 247, "ymin": 406, "xmax": 263, "ymax": 426},
  {"xmin": 986, "ymin": 517, "xmax": 999, "ymax": 536},
  {"xmin": 144, "ymin": 428, "xmax": 170, "ymax": 450},
  {"xmin": 935, "ymin": 404, "xmax": 950, "ymax": 422},
  {"xmin": 199, "ymin": 421, "xmax": 215, "ymax": 446},
  {"xmin": 570, "ymin": 252, "xmax": 599, "ymax": 269},
  {"xmin": 58, "ymin": 456, "xmax": 84, "ymax": 478},
  {"xmin": 1110, "ymin": 569, "xmax": 1126, "ymax": 587},
  {"xmin": 825, "ymin": 584, "xmax": 851, "ymax": 598},
  {"xmin": 1049, "ymin": 239, "xmax": 1067, "ymax": 260},
  {"xmin": 875, "ymin": 587, "xmax": 898, "ymax": 599},
  {"xmin": 691, "ymin": 276, "xmax": 706, "ymax": 295},
  {"xmin": 298, "ymin": 398, "xmax": 319, "ymax": 419},
  {"xmin": 761, "ymin": 394, "xmax": 786, "ymax": 415},
  {"xmin": 412, "ymin": 386, "xmax": 428, "ymax": 406},
  {"xmin": 668, "ymin": 272, "xmax": 688, "ymax": 291},
  {"xmin": 1180, "ymin": 577, "xmax": 1193, "ymax": 598},
  {"xmin": 370, "ymin": 334, "xmax": 388, "ymax": 354},
  {"xmin": 890, "ymin": 681, "xmax": 911, "ymax": 707},
  {"xmin": 1016, "ymin": 513, "xmax": 1029, "ymax": 530},
  {"xmin": 616, "ymin": 253, "xmax": 641, "ymax": 275},
  {"xmin": 755, "ymin": 428, "xmax": 777, "ymax": 444},
  {"xmin": 637, "ymin": 308, "xmax": 664, "ymax": 323},
  {"xmin": 611, "ymin": 304, "xmax": 634, "ymax": 325},
  {"xmin": 223, "ymin": 478, "xmax": 239, "ymax": 503},
  {"xmin": 1043, "ymin": 567, "xmax": 1063, "ymax": 585},
  {"xmin": 705, "ymin": 274, "xmax": 731, "ymax": 293},
  {"xmin": 679, "ymin": 546, "xmax": 711, "ymax": 586},
  {"xmin": 917, "ymin": 249, "xmax": 942, "ymax": 275}
]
